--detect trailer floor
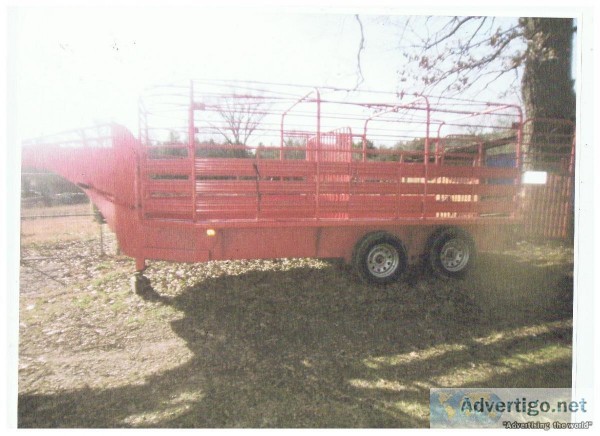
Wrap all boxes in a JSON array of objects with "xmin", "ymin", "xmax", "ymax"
[{"xmin": 17, "ymin": 216, "xmax": 574, "ymax": 427}]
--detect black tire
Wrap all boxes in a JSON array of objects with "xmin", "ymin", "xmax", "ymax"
[
  {"xmin": 428, "ymin": 227, "xmax": 476, "ymax": 279},
  {"xmin": 353, "ymin": 232, "xmax": 408, "ymax": 284}
]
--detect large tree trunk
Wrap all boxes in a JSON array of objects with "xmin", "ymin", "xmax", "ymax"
[
  {"xmin": 521, "ymin": 18, "xmax": 576, "ymax": 121},
  {"xmin": 520, "ymin": 18, "xmax": 575, "ymax": 168}
]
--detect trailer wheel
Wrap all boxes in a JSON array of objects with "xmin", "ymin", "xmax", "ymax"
[
  {"xmin": 428, "ymin": 227, "xmax": 475, "ymax": 279},
  {"xmin": 353, "ymin": 232, "xmax": 407, "ymax": 284}
]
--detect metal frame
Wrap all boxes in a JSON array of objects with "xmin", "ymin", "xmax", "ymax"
[{"xmin": 21, "ymin": 80, "xmax": 572, "ymax": 273}]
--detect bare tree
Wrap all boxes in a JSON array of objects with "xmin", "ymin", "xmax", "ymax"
[
  {"xmin": 358, "ymin": 16, "xmax": 575, "ymax": 124},
  {"xmin": 210, "ymin": 94, "xmax": 269, "ymax": 147}
]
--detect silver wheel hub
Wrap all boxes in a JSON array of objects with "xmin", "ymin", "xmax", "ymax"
[
  {"xmin": 367, "ymin": 243, "xmax": 400, "ymax": 278},
  {"xmin": 440, "ymin": 239, "xmax": 470, "ymax": 272}
]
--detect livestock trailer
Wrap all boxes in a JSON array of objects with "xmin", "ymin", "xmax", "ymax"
[{"xmin": 22, "ymin": 80, "xmax": 549, "ymax": 288}]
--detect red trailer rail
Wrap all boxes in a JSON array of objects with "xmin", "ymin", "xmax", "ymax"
[{"xmin": 23, "ymin": 80, "xmax": 537, "ymax": 287}]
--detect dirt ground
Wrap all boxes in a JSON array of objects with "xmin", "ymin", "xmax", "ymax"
[{"xmin": 18, "ymin": 206, "xmax": 574, "ymax": 428}]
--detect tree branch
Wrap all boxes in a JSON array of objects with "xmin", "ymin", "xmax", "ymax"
[
  {"xmin": 424, "ymin": 16, "xmax": 477, "ymax": 49},
  {"xmin": 401, "ymin": 17, "xmax": 525, "ymax": 97},
  {"xmin": 354, "ymin": 14, "xmax": 365, "ymax": 89}
]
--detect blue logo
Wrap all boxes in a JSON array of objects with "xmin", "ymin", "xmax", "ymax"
[{"xmin": 430, "ymin": 390, "xmax": 504, "ymax": 428}]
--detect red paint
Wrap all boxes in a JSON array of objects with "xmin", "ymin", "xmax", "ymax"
[{"xmin": 21, "ymin": 82, "xmax": 573, "ymax": 271}]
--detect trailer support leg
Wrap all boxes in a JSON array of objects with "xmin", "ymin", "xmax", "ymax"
[
  {"xmin": 131, "ymin": 271, "xmax": 153, "ymax": 296},
  {"xmin": 132, "ymin": 258, "xmax": 152, "ymax": 296}
]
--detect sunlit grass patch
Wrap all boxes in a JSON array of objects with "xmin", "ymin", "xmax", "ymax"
[
  {"xmin": 433, "ymin": 344, "xmax": 572, "ymax": 387},
  {"xmin": 498, "ymin": 344, "xmax": 571, "ymax": 369},
  {"xmin": 363, "ymin": 319, "xmax": 572, "ymax": 371},
  {"xmin": 348, "ymin": 378, "xmax": 419, "ymax": 393},
  {"xmin": 122, "ymin": 390, "xmax": 205, "ymax": 426},
  {"xmin": 474, "ymin": 320, "xmax": 572, "ymax": 346},
  {"xmin": 383, "ymin": 400, "xmax": 429, "ymax": 423},
  {"xmin": 364, "ymin": 343, "xmax": 468, "ymax": 369}
]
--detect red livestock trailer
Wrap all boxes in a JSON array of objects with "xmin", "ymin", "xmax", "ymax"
[{"xmin": 22, "ymin": 80, "xmax": 536, "ymax": 289}]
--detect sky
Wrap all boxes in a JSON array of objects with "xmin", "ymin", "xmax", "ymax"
[
  {"xmin": 9, "ymin": 7, "xmax": 528, "ymax": 140},
  {"xmin": 11, "ymin": 9, "xmax": 383, "ymax": 138}
]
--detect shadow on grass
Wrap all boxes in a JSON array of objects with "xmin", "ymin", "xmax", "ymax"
[{"xmin": 18, "ymin": 251, "xmax": 573, "ymax": 428}]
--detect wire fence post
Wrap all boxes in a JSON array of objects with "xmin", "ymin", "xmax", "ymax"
[{"xmin": 99, "ymin": 222, "xmax": 105, "ymax": 257}]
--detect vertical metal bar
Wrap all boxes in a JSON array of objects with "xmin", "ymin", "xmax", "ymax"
[
  {"xmin": 422, "ymin": 95, "xmax": 431, "ymax": 220},
  {"xmin": 255, "ymin": 141, "xmax": 261, "ymax": 221},
  {"xmin": 551, "ymin": 174, "xmax": 561, "ymax": 238},
  {"xmin": 362, "ymin": 134, "xmax": 366, "ymax": 162},
  {"xmin": 555, "ymin": 175, "xmax": 565, "ymax": 239},
  {"xmin": 436, "ymin": 122, "xmax": 446, "ymax": 166},
  {"xmin": 564, "ymin": 133, "xmax": 576, "ymax": 238},
  {"xmin": 569, "ymin": 133, "xmax": 576, "ymax": 176},
  {"xmin": 469, "ymin": 166, "xmax": 476, "ymax": 218},
  {"xmin": 279, "ymin": 119, "xmax": 284, "ymax": 160},
  {"xmin": 280, "ymin": 89, "xmax": 314, "ymax": 161},
  {"xmin": 541, "ymin": 176, "xmax": 553, "ymax": 238},
  {"xmin": 564, "ymin": 169, "xmax": 574, "ymax": 239},
  {"xmin": 515, "ymin": 115, "xmax": 524, "ymax": 171},
  {"xmin": 346, "ymin": 130, "xmax": 352, "ymax": 219},
  {"xmin": 537, "ymin": 182, "xmax": 546, "ymax": 239},
  {"xmin": 548, "ymin": 175, "xmax": 558, "ymax": 238},
  {"xmin": 189, "ymin": 80, "xmax": 197, "ymax": 222},
  {"xmin": 559, "ymin": 174, "xmax": 569, "ymax": 239},
  {"xmin": 134, "ymin": 113, "xmax": 147, "ymax": 221},
  {"xmin": 423, "ymin": 97, "xmax": 430, "ymax": 165},
  {"xmin": 396, "ymin": 159, "xmax": 402, "ymax": 219},
  {"xmin": 544, "ymin": 179, "xmax": 551, "ymax": 239},
  {"xmin": 280, "ymin": 115, "xmax": 285, "ymax": 152},
  {"xmin": 513, "ymin": 112, "xmax": 524, "ymax": 219},
  {"xmin": 537, "ymin": 185, "xmax": 544, "ymax": 238},
  {"xmin": 315, "ymin": 88, "xmax": 321, "ymax": 220},
  {"xmin": 470, "ymin": 141, "xmax": 482, "ymax": 217}
]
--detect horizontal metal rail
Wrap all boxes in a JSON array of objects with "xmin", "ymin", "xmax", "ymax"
[{"xmin": 20, "ymin": 213, "xmax": 95, "ymax": 220}]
